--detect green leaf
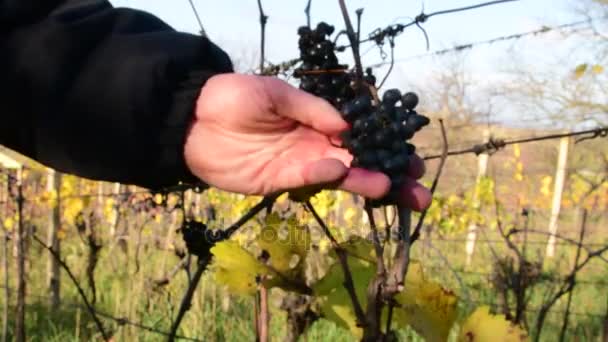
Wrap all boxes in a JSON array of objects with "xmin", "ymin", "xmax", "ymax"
[{"xmin": 458, "ymin": 306, "xmax": 528, "ymax": 342}]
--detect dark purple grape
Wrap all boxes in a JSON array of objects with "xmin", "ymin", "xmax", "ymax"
[
  {"xmin": 382, "ymin": 89, "xmax": 402, "ymax": 106},
  {"xmin": 352, "ymin": 119, "xmax": 366, "ymax": 133},
  {"xmin": 359, "ymin": 150, "xmax": 378, "ymax": 167},
  {"xmin": 376, "ymin": 149, "xmax": 392, "ymax": 162},
  {"xmin": 298, "ymin": 26, "xmax": 312, "ymax": 36},
  {"xmin": 300, "ymin": 78, "xmax": 316, "ymax": 92},
  {"xmin": 316, "ymin": 22, "xmax": 335, "ymax": 36},
  {"xmin": 373, "ymin": 130, "xmax": 391, "ymax": 146},
  {"xmin": 341, "ymin": 102, "xmax": 360, "ymax": 122},
  {"xmin": 353, "ymin": 95, "xmax": 372, "ymax": 112},
  {"xmin": 407, "ymin": 114, "xmax": 430, "ymax": 131},
  {"xmin": 402, "ymin": 92, "xmax": 419, "ymax": 110}
]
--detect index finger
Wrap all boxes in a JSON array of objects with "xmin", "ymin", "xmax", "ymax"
[{"xmin": 262, "ymin": 77, "xmax": 349, "ymax": 135}]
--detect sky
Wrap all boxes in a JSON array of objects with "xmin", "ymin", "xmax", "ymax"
[{"xmin": 109, "ymin": 0, "xmax": 603, "ymax": 126}]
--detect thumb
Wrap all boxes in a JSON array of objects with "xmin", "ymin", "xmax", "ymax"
[{"xmin": 262, "ymin": 77, "xmax": 349, "ymax": 135}]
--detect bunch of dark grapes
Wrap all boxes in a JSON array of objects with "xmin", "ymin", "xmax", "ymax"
[
  {"xmin": 293, "ymin": 22, "xmax": 429, "ymax": 206},
  {"xmin": 295, "ymin": 22, "xmax": 355, "ymax": 108},
  {"xmin": 340, "ymin": 90, "xmax": 430, "ymax": 206}
]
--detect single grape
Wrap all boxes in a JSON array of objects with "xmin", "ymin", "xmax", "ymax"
[
  {"xmin": 402, "ymin": 92, "xmax": 419, "ymax": 110},
  {"xmin": 359, "ymin": 150, "xmax": 378, "ymax": 167},
  {"xmin": 382, "ymin": 89, "xmax": 402, "ymax": 106},
  {"xmin": 353, "ymin": 95, "xmax": 372, "ymax": 112},
  {"xmin": 340, "ymin": 102, "xmax": 360, "ymax": 123},
  {"xmin": 298, "ymin": 26, "xmax": 312, "ymax": 36},
  {"xmin": 407, "ymin": 114, "xmax": 430, "ymax": 131}
]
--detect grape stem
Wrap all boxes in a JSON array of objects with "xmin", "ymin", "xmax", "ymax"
[
  {"xmin": 410, "ymin": 119, "xmax": 448, "ymax": 244},
  {"xmin": 304, "ymin": 0, "xmax": 312, "ymax": 28},
  {"xmin": 385, "ymin": 119, "xmax": 448, "ymax": 335},
  {"xmin": 337, "ymin": 0, "xmax": 364, "ymax": 81}
]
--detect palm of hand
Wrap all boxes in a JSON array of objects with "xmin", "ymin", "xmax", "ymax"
[{"xmin": 184, "ymin": 74, "xmax": 431, "ymax": 210}]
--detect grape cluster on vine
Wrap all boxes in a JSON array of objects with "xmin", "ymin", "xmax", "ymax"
[
  {"xmin": 294, "ymin": 22, "xmax": 430, "ymax": 206},
  {"xmin": 340, "ymin": 90, "xmax": 429, "ymax": 206},
  {"xmin": 294, "ymin": 22, "xmax": 355, "ymax": 108}
]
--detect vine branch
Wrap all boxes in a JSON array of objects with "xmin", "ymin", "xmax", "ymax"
[
  {"xmin": 33, "ymin": 234, "xmax": 110, "ymax": 341},
  {"xmin": 305, "ymin": 201, "xmax": 367, "ymax": 327}
]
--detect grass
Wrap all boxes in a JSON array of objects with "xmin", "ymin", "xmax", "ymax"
[{"xmin": 1, "ymin": 226, "xmax": 606, "ymax": 342}]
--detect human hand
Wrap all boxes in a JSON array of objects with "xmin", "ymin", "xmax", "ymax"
[{"xmin": 183, "ymin": 73, "xmax": 431, "ymax": 211}]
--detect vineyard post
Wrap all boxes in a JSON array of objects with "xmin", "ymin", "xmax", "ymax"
[
  {"xmin": 46, "ymin": 169, "xmax": 62, "ymax": 311},
  {"xmin": 14, "ymin": 168, "xmax": 25, "ymax": 342},
  {"xmin": 465, "ymin": 128, "xmax": 490, "ymax": 267},
  {"xmin": 546, "ymin": 136, "xmax": 570, "ymax": 258},
  {"xmin": 109, "ymin": 183, "xmax": 121, "ymax": 237},
  {"xmin": 1, "ymin": 171, "xmax": 9, "ymax": 342}
]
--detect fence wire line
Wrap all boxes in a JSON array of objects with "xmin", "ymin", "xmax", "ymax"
[
  {"xmin": 423, "ymin": 126, "xmax": 608, "ymax": 160},
  {"xmin": 367, "ymin": 16, "xmax": 606, "ymax": 68}
]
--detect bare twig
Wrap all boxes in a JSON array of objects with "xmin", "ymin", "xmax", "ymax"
[
  {"xmin": 258, "ymin": 285, "xmax": 269, "ymax": 342},
  {"xmin": 33, "ymin": 234, "xmax": 110, "ymax": 341},
  {"xmin": 338, "ymin": 0, "xmax": 364, "ymax": 80},
  {"xmin": 305, "ymin": 201, "xmax": 367, "ymax": 327},
  {"xmin": 257, "ymin": 0, "xmax": 269, "ymax": 72},
  {"xmin": 365, "ymin": 203, "xmax": 386, "ymax": 276},
  {"xmin": 411, "ymin": 119, "xmax": 449, "ymax": 243},
  {"xmin": 187, "ymin": 0, "xmax": 207, "ymax": 36},
  {"xmin": 224, "ymin": 195, "xmax": 279, "ymax": 238},
  {"xmin": 167, "ymin": 255, "xmax": 209, "ymax": 342},
  {"xmin": 558, "ymin": 210, "xmax": 587, "ymax": 342},
  {"xmin": 533, "ymin": 211, "xmax": 603, "ymax": 341},
  {"xmin": 377, "ymin": 38, "xmax": 395, "ymax": 89},
  {"xmin": 386, "ymin": 120, "xmax": 448, "ymax": 335},
  {"xmin": 153, "ymin": 256, "xmax": 189, "ymax": 287},
  {"xmin": 304, "ymin": 0, "xmax": 312, "ymax": 28}
]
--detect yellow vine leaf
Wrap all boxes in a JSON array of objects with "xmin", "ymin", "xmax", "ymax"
[
  {"xmin": 256, "ymin": 213, "xmax": 310, "ymax": 283},
  {"xmin": 393, "ymin": 262, "xmax": 459, "ymax": 342},
  {"xmin": 592, "ymin": 64, "xmax": 604, "ymax": 74},
  {"xmin": 3, "ymin": 217, "xmax": 14, "ymax": 231},
  {"xmin": 313, "ymin": 239, "xmax": 458, "ymax": 341},
  {"xmin": 210, "ymin": 241, "xmax": 276, "ymax": 296},
  {"xmin": 313, "ymin": 248, "xmax": 375, "ymax": 339},
  {"xmin": 459, "ymin": 306, "xmax": 528, "ymax": 342},
  {"xmin": 574, "ymin": 63, "xmax": 588, "ymax": 78}
]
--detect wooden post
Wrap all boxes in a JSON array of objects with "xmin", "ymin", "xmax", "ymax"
[
  {"xmin": 14, "ymin": 168, "xmax": 25, "ymax": 342},
  {"xmin": 546, "ymin": 137, "xmax": 570, "ymax": 258},
  {"xmin": 465, "ymin": 129, "xmax": 490, "ymax": 267},
  {"xmin": 109, "ymin": 183, "xmax": 121, "ymax": 237},
  {"xmin": 1, "ymin": 171, "xmax": 9, "ymax": 342},
  {"xmin": 46, "ymin": 169, "xmax": 62, "ymax": 310}
]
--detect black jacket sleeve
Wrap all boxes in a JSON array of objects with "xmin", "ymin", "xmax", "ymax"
[{"xmin": 0, "ymin": 0, "xmax": 234, "ymax": 190}]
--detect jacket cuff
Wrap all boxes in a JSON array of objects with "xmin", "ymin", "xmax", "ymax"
[{"xmin": 155, "ymin": 70, "xmax": 226, "ymax": 192}]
